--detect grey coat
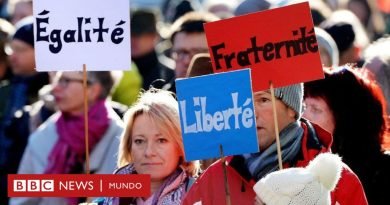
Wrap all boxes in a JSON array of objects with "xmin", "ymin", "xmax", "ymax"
[{"xmin": 10, "ymin": 107, "xmax": 124, "ymax": 205}]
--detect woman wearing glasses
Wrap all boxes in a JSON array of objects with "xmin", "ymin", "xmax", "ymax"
[{"xmin": 11, "ymin": 71, "xmax": 124, "ymax": 205}]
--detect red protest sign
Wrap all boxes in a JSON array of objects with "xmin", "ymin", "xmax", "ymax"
[{"xmin": 204, "ymin": 2, "xmax": 323, "ymax": 91}]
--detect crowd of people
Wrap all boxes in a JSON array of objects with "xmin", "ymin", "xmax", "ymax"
[{"xmin": 0, "ymin": 0, "xmax": 389, "ymax": 205}]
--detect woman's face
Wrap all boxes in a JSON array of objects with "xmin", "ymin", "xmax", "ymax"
[
  {"xmin": 131, "ymin": 114, "xmax": 181, "ymax": 183},
  {"xmin": 303, "ymin": 97, "xmax": 335, "ymax": 134},
  {"xmin": 52, "ymin": 72, "xmax": 85, "ymax": 115}
]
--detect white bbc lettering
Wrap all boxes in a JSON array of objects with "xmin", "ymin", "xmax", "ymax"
[
  {"xmin": 13, "ymin": 180, "xmax": 55, "ymax": 192},
  {"xmin": 41, "ymin": 180, "xmax": 54, "ymax": 192},
  {"xmin": 14, "ymin": 180, "xmax": 26, "ymax": 192},
  {"xmin": 59, "ymin": 181, "xmax": 94, "ymax": 191},
  {"xmin": 108, "ymin": 182, "xmax": 142, "ymax": 190},
  {"xmin": 27, "ymin": 180, "xmax": 40, "ymax": 192}
]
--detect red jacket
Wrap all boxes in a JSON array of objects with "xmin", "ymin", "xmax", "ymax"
[{"xmin": 183, "ymin": 120, "xmax": 368, "ymax": 205}]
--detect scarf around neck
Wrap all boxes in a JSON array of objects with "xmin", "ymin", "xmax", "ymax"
[
  {"xmin": 106, "ymin": 165, "xmax": 186, "ymax": 205},
  {"xmin": 45, "ymin": 100, "xmax": 109, "ymax": 174},
  {"xmin": 243, "ymin": 121, "xmax": 303, "ymax": 181}
]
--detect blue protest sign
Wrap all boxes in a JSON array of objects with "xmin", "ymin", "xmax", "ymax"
[{"xmin": 176, "ymin": 69, "xmax": 258, "ymax": 161}]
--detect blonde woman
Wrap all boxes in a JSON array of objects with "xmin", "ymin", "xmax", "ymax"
[{"xmin": 103, "ymin": 89, "xmax": 199, "ymax": 205}]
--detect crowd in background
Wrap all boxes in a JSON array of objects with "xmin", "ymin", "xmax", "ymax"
[{"xmin": 0, "ymin": 0, "xmax": 390, "ymax": 204}]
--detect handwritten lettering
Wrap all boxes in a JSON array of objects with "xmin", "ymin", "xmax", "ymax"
[
  {"xmin": 36, "ymin": 10, "xmax": 125, "ymax": 54},
  {"xmin": 211, "ymin": 27, "xmax": 317, "ymax": 69},
  {"xmin": 179, "ymin": 93, "xmax": 254, "ymax": 133}
]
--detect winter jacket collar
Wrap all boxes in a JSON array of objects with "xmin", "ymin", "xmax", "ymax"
[{"xmin": 227, "ymin": 119, "xmax": 332, "ymax": 182}]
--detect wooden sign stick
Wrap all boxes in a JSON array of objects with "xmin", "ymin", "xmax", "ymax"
[
  {"xmin": 83, "ymin": 64, "xmax": 90, "ymax": 174},
  {"xmin": 219, "ymin": 144, "xmax": 231, "ymax": 205},
  {"xmin": 269, "ymin": 81, "xmax": 283, "ymax": 170}
]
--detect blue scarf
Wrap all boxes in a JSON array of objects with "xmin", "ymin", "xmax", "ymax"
[{"xmin": 243, "ymin": 121, "xmax": 303, "ymax": 181}]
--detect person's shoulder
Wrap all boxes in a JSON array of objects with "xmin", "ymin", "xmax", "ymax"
[
  {"xmin": 336, "ymin": 161, "xmax": 366, "ymax": 192},
  {"xmin": 158, "ymin": 54, "xmax": 175, "ymax": 79},
  {"xmin": 106, "ymin": 106, "xmax": 125, "ymax": 129},
  {"xmin": 340, "ymin": 162, "xmax": 359, "ymax": 178},
  {"xmin": 201, "ymin": 159, "xmax": 223, "ymax": 173},
  {"xmin": 107, "ymin": 101, "xmax": 128, "ymax": 119},
  {"xmin": 114, "ymin": 164, "xmax": 135, "ymax": 175},
  {"xmin": 24, "ymin": 113, "xmax": 60, "ymax": 162},
  {"xmin": 332, "ymin": 161, "xmax": 368, "ymax": 204},
  {"xmin": 193, "ymin": 158, "xmax": 226, "ymax": 184},
  {"xmin": 29, "ymin": 113, "xmax": 59, "ymax": 143}
]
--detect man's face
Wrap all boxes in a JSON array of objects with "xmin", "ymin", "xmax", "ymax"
[
  {"xmin": 8, "ymin": 39, "xmax": 35, "ymax": 76},
  {"xmin": 172, "ymin": 32, "xmax": 209, "ymax": 78},
  {"xmin": 253, "ymin": 91, "xmax": 296, "ymax": 150},
  {"xmin": 131, "ymin": 33, "xmax": 158, "ymax": 58}
]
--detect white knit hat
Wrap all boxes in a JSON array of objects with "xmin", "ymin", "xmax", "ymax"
[{"xmin": 253, "ymin": 153, "xmax": 342, "ymax": 205}]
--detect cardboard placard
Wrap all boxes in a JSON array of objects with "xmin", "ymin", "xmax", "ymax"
[
  {"xmin": 176, "ymin": 69, "xmax": 258, "ymax": 161},
  {"xmin": 204, "ymin": 2, "xmax": 323, "ymax": 91},
  {"xmin": 33, "ymin": 0, "xmax": 130, "ymax": 71}
]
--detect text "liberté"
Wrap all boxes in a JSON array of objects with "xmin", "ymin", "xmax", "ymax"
[{"xmin": 179, "ymin": 93, "xmax": 254, "ymax": 134}]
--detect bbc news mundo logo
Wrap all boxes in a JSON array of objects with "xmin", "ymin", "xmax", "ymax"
[
  {"xmin": 14, "ymin": 180, "xmax": 54, "ymax": 192},
  {"xmin": 8, "ymin": 174, "xmax": 150, "ymax": 197}
]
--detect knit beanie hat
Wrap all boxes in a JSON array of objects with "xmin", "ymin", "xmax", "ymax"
[
  {"xmin": 254, "ymin": 153, "xmax": 342, "ymax": 205},
  {"xmin": 12, "ymin": 16, "xmax": 34, "ymax": 48},
  {"xmin": 274, "ymin": 83, "xmax": 303, "ymax": 119}
]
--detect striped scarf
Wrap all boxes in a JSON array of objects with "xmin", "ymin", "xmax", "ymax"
[
  {"xmin": 242, "ymin": 121, "xmax": 303, "ymax": 181},
  {"xmin": 103, "ymin": 164, "xmax": 188, "ymax": 205}
]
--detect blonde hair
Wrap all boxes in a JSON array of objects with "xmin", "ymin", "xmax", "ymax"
[{"xmin": 118, "ymin": 89, "xmax": 199, "ymax": 176}]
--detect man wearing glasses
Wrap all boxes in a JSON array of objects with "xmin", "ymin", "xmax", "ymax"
[{"xmin": 164, "ymin": 11, "xmax": 219, "ymax": 92}]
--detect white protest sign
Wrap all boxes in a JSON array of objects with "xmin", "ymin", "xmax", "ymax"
[{"xmin": 33, "ymin": 0, "xmax": 130, "ymax": 71}]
